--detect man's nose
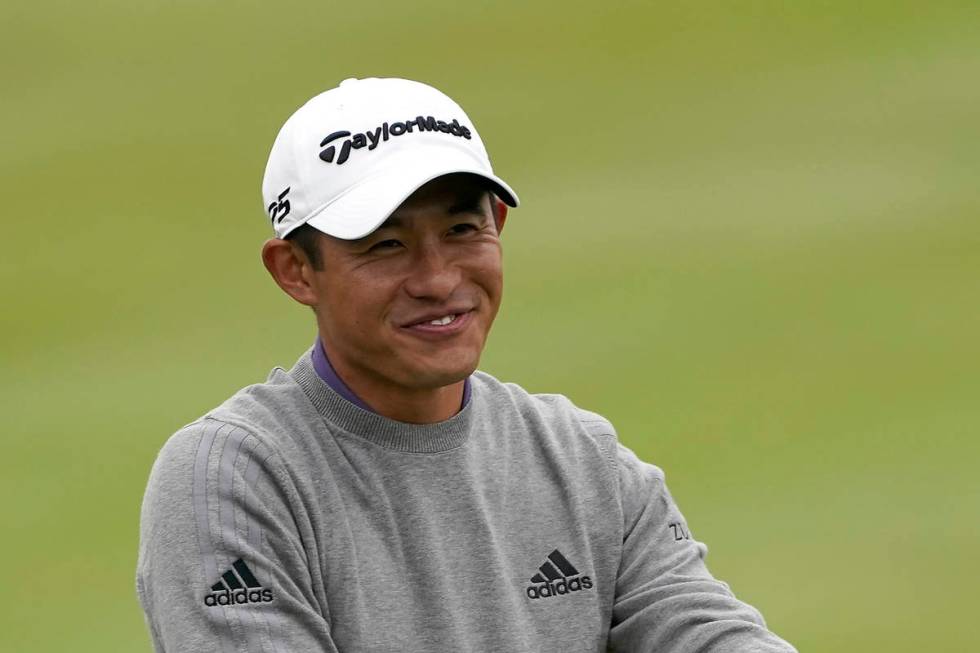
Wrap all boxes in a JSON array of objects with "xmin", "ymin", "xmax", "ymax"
[{"xmin": 402, "ymin": 242, "xmax": 460, "ymax": 301}]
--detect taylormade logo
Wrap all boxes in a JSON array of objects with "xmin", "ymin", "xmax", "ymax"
[{"xmin": 319, "ymin": 116, "xmax": 472, "ymax": 165}]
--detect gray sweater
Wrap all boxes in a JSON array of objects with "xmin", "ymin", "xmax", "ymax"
[{"xmin": 137, "ymin": 352, "xmax": 796, "ymax": 652}]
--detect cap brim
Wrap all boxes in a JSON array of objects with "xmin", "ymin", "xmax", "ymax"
[{"xmin": 302, "ymin": 146, "xmax": 519, "ymax": 240}]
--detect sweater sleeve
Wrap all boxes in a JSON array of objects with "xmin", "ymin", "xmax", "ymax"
[
  {"xmin": 136, "ymin": 419, "xmax": 337, "ymax": 652},
  {"xmin": 608, "ymin": 442, "xmax": 796, "ymax": 652}
]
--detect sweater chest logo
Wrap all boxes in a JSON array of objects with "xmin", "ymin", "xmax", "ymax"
[
  {"xmin": 525, "ymin": 549, "xmax": 593, "ymax": 600},
  {"xmin": 203, "ymin": 558, "xmax": 274, "ymax": 607}
]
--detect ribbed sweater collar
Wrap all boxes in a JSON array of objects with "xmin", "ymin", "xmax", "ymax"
[{"xmin": 289, "ymin": 352, "xmax": 474, "ymax": 453}]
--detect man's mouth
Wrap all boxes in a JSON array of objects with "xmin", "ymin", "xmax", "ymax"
[
  {"xmin": 401, "ymin": 310, "xmax": 474, "ymax": 335},
  {"xmin": 420, "ymin": 314, "xmax": 458, "ymax": 326},
  {"xmin": 401, "ymin": 307, "xmax": 472, "ymax": 328}
]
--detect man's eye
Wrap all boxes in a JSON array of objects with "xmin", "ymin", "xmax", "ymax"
[
  {"xmin": 370, "ymin": 239, "xmax": 402, "ymax": 251},
  {"xmin": 450, "ymin": 223, "xmax": 478, "ymax": 234}
]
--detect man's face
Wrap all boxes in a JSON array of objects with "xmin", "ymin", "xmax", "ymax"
[{"xmin": 306, "ymin": 174, "xmax": 505, "ymax": 401}]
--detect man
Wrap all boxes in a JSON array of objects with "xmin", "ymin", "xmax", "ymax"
[{"xmin": 137, "ymin": 77, "xmax": 796, "ymax": 652}]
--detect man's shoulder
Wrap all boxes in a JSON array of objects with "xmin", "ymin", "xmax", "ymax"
[
  {"xmin": 156, "ymin": 361, "xmax": 315, "ymax": 468},
  {"xmin": 471, "ymin": 369, "xmax": 619, "ymax": 449},
  {"xmin": 208, "ymin": 364, "xmax": 309, "ymax": 433},
  {"xmin": 472, "ymin": 369, "xmax": 616, "ymax": 428}
]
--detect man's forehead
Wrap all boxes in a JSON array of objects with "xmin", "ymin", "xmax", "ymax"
[
  {"xmin": 374, "ymin": 180, "xmax": 491, "ymax": 228},
  {"xmin": 400, "ymin": 174, "xmax": 490, "ymax": 206}
]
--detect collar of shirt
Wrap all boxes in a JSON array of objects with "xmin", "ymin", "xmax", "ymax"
[{"xmin": 311, "ymin": 337, "xmax": 472, "ymax": 414}]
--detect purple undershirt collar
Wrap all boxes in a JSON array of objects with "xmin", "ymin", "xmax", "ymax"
[{"xmin": 311, "ymin": 338, "xmax": 471, "ymax": 415}]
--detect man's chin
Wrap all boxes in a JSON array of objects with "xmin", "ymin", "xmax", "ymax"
[
  {"xmin": 402, "ymin": 355, "xmax": 478, "ymax": 391},
  {"xmin": 411, "ymin": 367, "xmax": 475, "ymax": 391}
]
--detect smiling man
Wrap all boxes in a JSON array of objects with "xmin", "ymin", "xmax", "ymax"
[
  {"xmin": 263, "ymin": 173, "xmax": 506, "ymax": 425},
  {"xmin": 137, "ymin": 77, "xmax": 796, "ymax": 652}
]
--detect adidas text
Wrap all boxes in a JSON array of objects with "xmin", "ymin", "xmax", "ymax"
[
  {"xmin": 203, "ymin": 558, "xmax": 272, "ymax": 607},
  {"xmin": 204, "ymin": 588, "xmax": 274, "ymax": 607},
  {"xmin": 319, "ymin": 116, "xmax": 472, "ymax": 165},
  {"xmin": 526, "ymin": 575, "xmax": 593, "ymax": 600}
]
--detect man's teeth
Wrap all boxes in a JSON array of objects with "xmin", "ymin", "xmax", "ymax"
[{"xmin": 426, "ymin": 314, "xmax": 457, "ymax": 326}]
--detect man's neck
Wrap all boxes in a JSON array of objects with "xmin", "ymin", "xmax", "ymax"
[
  {"xmin": 314, "ymin": 338, "xmax": 468, "ymax": 424},
  {"xmin": 356, "ymin": 380, "xmax": 466, "ymax": 424}
]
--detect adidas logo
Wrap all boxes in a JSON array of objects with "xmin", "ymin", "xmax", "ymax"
[
  {"xmin": 202, "ymin": 558, "xmax": 274, "ymax": 607},
  {"xmin": 525, "ymin": 549, "xmax": 593, "ymax": 600}
]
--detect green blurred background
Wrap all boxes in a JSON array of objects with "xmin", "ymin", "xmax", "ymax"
[{"xmin": 3, "ymin": 1, "xmax": 978, "ymax": 650}]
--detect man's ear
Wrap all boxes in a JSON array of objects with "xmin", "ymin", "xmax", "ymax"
[
  {"xmin": 493, "ymin": 198, "xmax": 508, "ymax": 235},
  {"xmin": 261, "ymin": 239, "xmax": 318, "ymax": 307}
]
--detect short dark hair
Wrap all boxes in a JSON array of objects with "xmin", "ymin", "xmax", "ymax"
[
  {"xmin": 286, "ymin": 223, "xmax": 324, "ymax": 270},
  {"xmin": 285, "ymin": 185, "xmax": 500, "ymax": 272}
]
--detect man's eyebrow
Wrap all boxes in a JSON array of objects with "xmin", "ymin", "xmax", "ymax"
[
  {"xmin": 370, "ymin": 191, "xmax": 489, "ymax": 234},
  {"xmin": 448, "ymin": 191, "xmax": 490, "ymax": 215},
  {"xmin": 373, "ymin": 215, "xmax": 405, "ymax": 231},
  {"xmin": 339, "ymin": 216, "xmax": 401, "ymax": 249}
]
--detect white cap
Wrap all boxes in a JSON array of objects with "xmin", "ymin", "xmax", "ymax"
[{"xmin": 261, "ymin": 77, "xmax": 519, "ymax": 240}]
